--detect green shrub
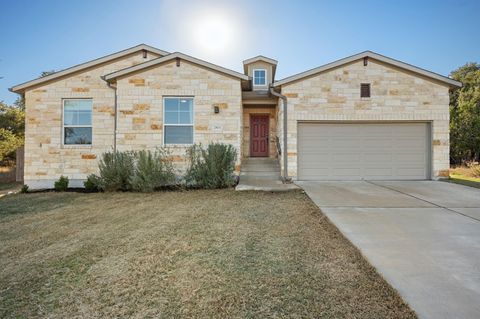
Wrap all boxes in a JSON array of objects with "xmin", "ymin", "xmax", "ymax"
[
  {"xmin": 20, "ymin": 184, "xmax": 29, "ymax": 193},
  {"xmin": 84, "ymin": 174, "xmax": 100, "ymax": 192},
  {"xmin": 54, "ymin": 175, "xmax": 69, "ymax": 192},
  {"xmin": 185, "ymin": 143, "xmax": 237, "ymax": 189},
  {"xmin": 131, "ymin": 149, "xmax": 176, "ymax": 192},
  {"xmin": 470, "ymin": 164, "xmax": 480, "ymax": 177},
  {"xmin": 97, "ymin": 151, "xmax": 135, "ymax": 191}
]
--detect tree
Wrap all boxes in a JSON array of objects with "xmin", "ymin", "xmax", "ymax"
[
  {"xmin": 0, "ymin": 102, "xmax": 25, "ymax": 163},
  {"xmin": 449, "ymin": 63, "xmax": 480, "ymax": 164},
  {"xmin": 0, "ymin": 70, "xmax": 56, "ymax": 164}
]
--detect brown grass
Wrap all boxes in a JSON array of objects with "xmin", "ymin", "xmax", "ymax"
[
  {"xmin": 449, "ymin": 166, "xmax": 480, "ymax": 189},
  {"xmin": 0, "ymin": 190, "xmax": 416, "ymax": 318}
]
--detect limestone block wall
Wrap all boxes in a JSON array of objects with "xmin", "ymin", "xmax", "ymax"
[
  {"xmin": 115, "ymin": 60, "xmax": 243, "ymax": 173},
  {"xmin": 242, "ymin": 107, "xmax": 277, "ymax": 158},
  {"xmin": 23, "ymin": 51, "xmax": 161, "ymax": 189},
  {"xmin": 279, "ymin": 59, "xmax": 451, "ymax": 180}
]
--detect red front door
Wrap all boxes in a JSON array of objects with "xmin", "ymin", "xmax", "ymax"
[{"xmin": 250, "ymin": 115, "xmax": 269, "ymax": 157}]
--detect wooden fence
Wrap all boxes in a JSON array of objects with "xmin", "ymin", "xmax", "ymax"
[{"xmin": 16, "ymin": 146, "xmax": 24, "ymax": 182}]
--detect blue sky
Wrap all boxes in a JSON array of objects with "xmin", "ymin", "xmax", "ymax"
[{"xmin": 1, "ymin": 0, "xmax": 479, "ymax": 104}]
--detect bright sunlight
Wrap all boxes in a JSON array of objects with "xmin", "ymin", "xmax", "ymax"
[{"xmin": 190, "ymin": 12, "xmax": 238, "ymax": 54}]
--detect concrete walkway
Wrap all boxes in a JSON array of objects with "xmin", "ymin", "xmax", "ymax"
[{"xmin": 297, "ymin": 181, "xmax": 480, "ymax": 319}]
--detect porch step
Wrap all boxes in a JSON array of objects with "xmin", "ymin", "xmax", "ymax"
[
  {"xmin": 241, "ymin": 158, "xmax": 279, "ymax": 169},
  {"xmin": 239, "ymin": 158, "xmax": 281, "ymax": 181},
  {"xmin": 236, "ymin": 157, "xmax": 297, "ymax": 191}
]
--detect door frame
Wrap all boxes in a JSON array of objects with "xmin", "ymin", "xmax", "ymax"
[{"xmin": 249, "ymin": 114, "xmax": 270, "ymax": 157}]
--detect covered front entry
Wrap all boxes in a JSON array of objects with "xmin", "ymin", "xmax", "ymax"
[
  {"xmin": 250, "ymin": 115, "xmax": 269, "ymax": 157},
  {"xmin": 297, "ymin": 122, "xmax": 431, "ymax": 180},
  {"xmin": 241, "ymin": 105, "xmax": 277, "ymax": 159}
]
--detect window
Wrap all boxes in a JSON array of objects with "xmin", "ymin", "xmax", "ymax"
[
  {"xmin": 63, "ymin": 99, "xmax": 92, "ymax": 145},
  {"xmin": 164, "ymin": 97, "xmax": 194, "ymax": 144},
  {"xmin": 253, "ymin": 69, "xmax": 266, "ymax": 86},
  {"xmin": 360, "ymin": 83, "xmax": 371, "ymax": 98}
]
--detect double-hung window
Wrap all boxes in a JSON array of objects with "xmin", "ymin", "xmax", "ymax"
[
  {"xmin": 164, "ymin": 97, "xmax": 194, "ymax": 144},
  {"xmin": 253, "ymin": 69, "xmax": 266, "ymax": 86},
  {"xmin": 63, "ymin": 99, "xmax": 92, "ymax": 145}
]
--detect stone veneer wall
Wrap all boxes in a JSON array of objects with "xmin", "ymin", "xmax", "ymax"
[
  {"xmin": 278, "ymin": 59, "xmax": 451, "ymax": 180},
  {"xmin": 115, "ymin": 60, "xmax": 243, "ymax": 173},
  {"xmin": 242, "ymin": 107, "xmax": 277, "ymax": 158},
  {"xmin": 23, "ymin": 51, "xmax": 162, "ymax": 189}
]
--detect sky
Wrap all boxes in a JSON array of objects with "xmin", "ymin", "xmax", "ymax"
[{"xmin": 0, "ymin": 0, "xmax": 479, "ymax": 104}]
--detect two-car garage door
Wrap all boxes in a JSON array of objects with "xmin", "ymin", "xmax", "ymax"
[{"xmin": 297, "ymin": 123, "xmax": 431, "ymax": 180}]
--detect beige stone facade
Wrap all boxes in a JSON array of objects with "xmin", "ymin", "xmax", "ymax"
[
  {"xmin": 13, "ymin": 46, "xmax": 458, "ymax": 188},
  {"xmin": 114, "ymin": 60, "xmax": 243, "ymax": 172},
  {"xmin": 23, "ymin": 51, "xmax": 161, "ymax": 188},
  {"xmin": 277, "ymin": 59, "xmax": 451, "ymax": 180}
]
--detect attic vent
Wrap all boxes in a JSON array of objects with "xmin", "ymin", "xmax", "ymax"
[
  {"xmin": 142, "ymin": 49, "xmax": 147, "ymax": 59},
  {"xmin": 360, "ymin": 83, "xmax": 371, "ymax": 98}
]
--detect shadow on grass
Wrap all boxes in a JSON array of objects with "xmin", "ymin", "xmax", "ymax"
[
  {"xmin": 0, "ymin": 192, "xmax": 82, "ymax": 217},
  {"xmin": 445, "ymin": 176, "xmax": 480, "ymax": 189}
]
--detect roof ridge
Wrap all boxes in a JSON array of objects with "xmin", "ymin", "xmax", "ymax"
[
  {"xmin": 273, "ymin": 51, "xmax": 461, "ymax": 88},
  {"xmin": 10, "ymin": 44, "xmax": 169, "ymax": 93},
  {"xmin": 103, "ymin": 51, "xmax": 249, "ymax": 81}
]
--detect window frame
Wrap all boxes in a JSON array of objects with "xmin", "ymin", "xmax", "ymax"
[
  {"xmin": 253, "ymin": 68, "xmax": 267, "ymax": 87},
  {"xmin": 360, "ymin": 83, "xmax": 371, "ymax": 98},
  {"xmin": 62, "ymin": 98, "xmax": 93, "ymax": 147},
  {"xmin": 162, "ymin": 96, "xmax": 195, "ymax": 146}
]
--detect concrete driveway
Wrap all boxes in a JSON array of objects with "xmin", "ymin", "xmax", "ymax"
[{"xmin": 297, "ymin": 181, "xmax": 480, "ymax": 319}]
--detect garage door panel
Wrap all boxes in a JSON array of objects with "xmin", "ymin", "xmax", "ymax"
[{"xmin": 298, "ymin": 123, "xmax": 430, "ymax": 180}]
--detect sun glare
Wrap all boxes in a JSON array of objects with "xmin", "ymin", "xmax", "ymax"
[{"xmin": 192, "ymin": 13, "xmax": 236, "ymax": 53}]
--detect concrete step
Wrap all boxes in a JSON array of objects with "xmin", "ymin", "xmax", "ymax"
[
  {"xmin": 242, "ymin": 158, "xmax": 279, "ymax": 164},
  {"xmin": 240, "ymin": 171, "xmax": 280, "ymax": 177},
  {"xmin": 241, "ymin": 166, "xmax": 280, "ymax": 172},
  {"xmin": 239, "ymin": 175, "xmax": 282, "ymax": 183}
]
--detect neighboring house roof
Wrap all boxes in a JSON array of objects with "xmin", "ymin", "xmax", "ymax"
[
  {"xmin": 273, "ymin": 51, "xmax": 462, "ymax": 88},
  {"xmin": 243, "ymin": 55, "xmax": 278, "ymax": 78},
  {"xmin": 103, "ymin": 52, "xmax": 249, "ymax": 82},
  {"xmin": 10, "ymin": 44, "xmax": 170, "ymax": 93}
]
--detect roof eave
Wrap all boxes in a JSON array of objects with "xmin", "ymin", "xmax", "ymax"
[
  {"xmin": 9, "ymin": 44, "xmax": 170, "ymax": 93},
  {"xmin": 273, "ymin": 51, "xmax": 462, "ymax": 89},
  {"xmin": 243, "ymin": 55, "xmax": 278, "ymax": 66},
  {"xmin": 104, "ymin": 52, "xmax": 249, "ymax": 82}
]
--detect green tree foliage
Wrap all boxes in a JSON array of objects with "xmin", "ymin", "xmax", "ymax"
[
  {"xmin": 0, "ymin": 102, "xmax": 25, "ymax": 163},
  {"xmin": 450, "ymin": 63, "xmax": 480, "ymax": 163}
]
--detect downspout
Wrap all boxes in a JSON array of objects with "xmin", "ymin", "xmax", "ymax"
[
  {"xmin": 102, "ymin": 77, "xmax": 118, "ymax": 153},
  {"xmin": 269, "ymin": 87, "xmax": 289, "ymax": 182}
]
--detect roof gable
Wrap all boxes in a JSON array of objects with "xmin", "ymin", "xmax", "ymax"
[
  {"xmin": 243, "ymin": 55, "xmax": 278, "ymax": 66},
  {"xmin": 242, "ymin": 55, "xmax": 278, "ymax": 77},
  {"xmin": 10, "ymin": 44, "xmax": 169, "ymax": 93},
  {"xmin": 103, "ymin": 52, "xmax": 249, "ymax": 82},
  {"xmin": 273, "ymin": 51, "xmax": 462, "ymax": 88}
]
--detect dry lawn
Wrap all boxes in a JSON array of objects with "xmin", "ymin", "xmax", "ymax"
[
  {"xmin": 0, "ymin": 190, "xmax": 416, "ymax": 318},
  {"xmin": 449, "ymin": 166, "xmax": 480, "ymax": 189}
]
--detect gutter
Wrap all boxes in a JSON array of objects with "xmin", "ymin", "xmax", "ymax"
[
  {"xmin": 102, "ymin": 77, "xmax": 118, "ymax": 153},
  {"xmin": 269, "ymin": 87, "xmax": 289, "ymax": 181}
]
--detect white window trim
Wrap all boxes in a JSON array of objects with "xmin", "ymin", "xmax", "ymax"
[
  {"xmin": 253, "ymin": 68, "xmax": 267, "ymax": 87},
  {"xmin": 62, "ymin": 98, "xmax": 93, "ymax": 147},
  {"xmin": 162, "ymin": 96, "xmax": 195, "ymax": 146}
]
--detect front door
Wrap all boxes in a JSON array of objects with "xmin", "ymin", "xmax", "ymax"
[{"xmin": 250, "ymin": 115, "xmax": 269, "ymax": 157}]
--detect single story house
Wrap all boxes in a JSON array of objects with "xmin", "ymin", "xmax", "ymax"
[{"xmin": 10, "ymin": 44, "xmax": 462, "ymax": 189}]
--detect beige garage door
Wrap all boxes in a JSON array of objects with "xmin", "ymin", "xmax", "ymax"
[{"xmin": 298, "ymin": 123, "xmax": 431, "ymax": 180}]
